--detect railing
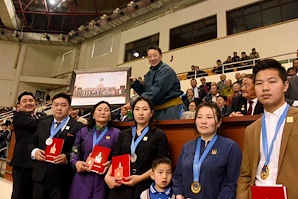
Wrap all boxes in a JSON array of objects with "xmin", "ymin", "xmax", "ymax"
[
  {"xmin": 177, "ymin": 50, "xmax": 298, "ymax": 80},
  {"xmin": 0, "ymin": 148, "xmax": 10, "ymax": 178}
]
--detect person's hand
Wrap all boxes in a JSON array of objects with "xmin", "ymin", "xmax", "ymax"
[
  {"xmin": 122, "ymin": 103, "xmax": 131, "ymax": 110},
  {"xmin": 129, "ymin": 77, "xmax": 136, "ymax": 83},
  {"xmin": 104, "ymin": 174, "xmax": 123, "ymax": 189},
  {"xmin": 176, "ymin": 195, "xmax": 185, "ymax": 199},
  {"xmin": 121, "ymin": 175, "xmax": 142, "ymax": 186},
  {"xmin": 98, "ymin": 161, "xmax": 111, "ymax": 175},
  {"xmin": 75, "ymin": 161, "xmax": 89, "ymax": 172},
  {"xmin": 53, "ymin": 153, "xmax": 67, "ymax": 164},
  {"xmin": 229, "ymin": 111, "xmax": 244, "ymax": 117},
  {"xmin": 35, "ymin": 149, "xmax": 46, "ymax": 162}
]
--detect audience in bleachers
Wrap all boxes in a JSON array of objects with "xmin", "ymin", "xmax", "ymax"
[
  {"xmin": 217, "ymin": 74, "xmax": 227, "ymax": 94},
  {"xmin": 190, "ymin": 79, "xmax": 205, "ymax": 103},
  {"xmin": 249, "ymin": 48, "xmax": 260, "ymax": 59},
  {"xmin": 181, "ymin": 101, "xmax": 197, "ymax": 119},
  {"xmin": 234, "ymin": 72, "xmax": 243, "ymax": 85},
  {"xmin": 229, "ymin": 74, "xmax": 264, "ymax": 117},
  {"xmin": 216, "ymin": 95, "xmax": 233, "ymax": 117},
  {"xmin": 287, "ymin": 67, "xmax": 296, "ymax": 77},
  {"xmin": 198, "ymin": 77, "xmax": 211, "ymax": 94},
  {"xmin": 220, "ymin": 79, "xmax": 234, "ymax": 97},
  {"xmin": 203, "ymin": 85, "xmax": 219, "ymax": 102}
]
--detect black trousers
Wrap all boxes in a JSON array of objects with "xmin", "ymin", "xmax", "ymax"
[
  {"xmin": 11, "ymin": 167, "xmax": 34, "ymax": 199},
  {"xmin": 33, "ymin": 180, "xmax": 70, "ymax": 199}
]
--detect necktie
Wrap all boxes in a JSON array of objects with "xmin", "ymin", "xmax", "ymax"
[
  {"xmin": 55, "ymin": 122, "xmax": 61, "ymax": 129},
  {"xmin": 247, "ymin": 100, "xmax": 254, "ymax": 115}
]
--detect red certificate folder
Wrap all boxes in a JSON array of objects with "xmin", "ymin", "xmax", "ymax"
[
  {"xmin": 45, "ymin": 138, "xmax": 64, "ymax": 163},
  {"xmin": 251, "ymin": 185, "xmax": 288, "ymax": 199},
  {"xmin": 112, "ymin": 154, "xmax": 130, "ymax": 182},
  {"xmin": 86, "ymin": 145, "xmax": 111, "ymax": 173}
]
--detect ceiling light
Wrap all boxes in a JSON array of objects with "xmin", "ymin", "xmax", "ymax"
[
  {"xmin": 43, "ymin": 33, "xmax": 50, "ymax": 40},
  {"xmin": 100, "ymin": 14, "xmax": 108, "ymax": 21},
  {"xmin": 59, "ymin": 34, "xmax": 65, "ymax": 41},
  {"xmin": 68, "ymin": 30, "xmax": 76, "ymax": 37},
  {"xmin": 133, "ymin": 52, "xmax": 140, "ymax": 57},
  {"xmin": 12, "ymin": 30, "xmax": 19, "ymax": 38},
  {"xmin": 113, "ymin": 8, "xmax": 124, "ymax": 16},
  {"xmin": 49, "ymin": 0, "xmax": 56, "ymax": 5},
  {"xmin": 127, "ymin": 1, "xmax": 139, "ymax": 10}
]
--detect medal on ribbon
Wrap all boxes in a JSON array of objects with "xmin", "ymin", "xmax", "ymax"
[
  {"xmin": 45, "ymin": 116, "xmax": 69, "ymax": 146},
  {"xmin": 192, "ymin": 135, "xmax": 218, "ymax": 194},
  {"xmin": 260, "ymin": 104, "xmax": 289, "ymax": 180},
  {"xmin": 260, "ymin": 165, "xmax": 269, "ymax": 180},
  {"xmin": 130, "ymin": 126, "xmax": 149, "ymax": 163}
]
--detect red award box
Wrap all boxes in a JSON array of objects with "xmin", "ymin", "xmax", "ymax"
[
  {"xmin": 251, "ymin": 185, "xmax": 288, "ymax": 199},
  {"xmin": 86, "ymin": 145, "xmax": 111, "ymax": 173},
  {"xmin": 45, "ymin": 138, "xmax": 64, "ymax": 163},
  {"xmin": 112, "ymin": 154, "xmax": 130, "ymax": 182}
]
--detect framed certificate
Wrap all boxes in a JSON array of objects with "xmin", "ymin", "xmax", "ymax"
[{"xmin": 69, "ymin": 67, "xmax": 131, "ymax": 107}]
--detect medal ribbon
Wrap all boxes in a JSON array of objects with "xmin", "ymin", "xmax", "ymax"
[
  {"xmin": 261, "ymin": 104, "xmax": 289, "ymax": 167},
  {"xmin": 49, "ymin": 116, "xmax": 69, "ymax": 138},
  {"xmin": 92, "ymin": 126, "xmax": 109, "ymax": 149},
  {"xmin": 193, "ymin": 134, "xmax": 218, "ymax": 182},
  {"xmin": 130, "ymin": 125, "xmax": 149, "ymax": 155}
]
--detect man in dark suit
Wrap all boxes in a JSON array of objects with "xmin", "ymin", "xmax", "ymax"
[
  {"xmin": 230, "ymin": 74, "xmax": 264, "ymax": 117},
  {"xmin": 183, "ymin": 88, "xmax": 201, "ymax": 111},
  {"xmin": 190, "ymin": 78, "xmax": 205, "ymax": 102},
  {"xmin": 117, "ymin": 107, "xmax": 133, "ymax": 122},
  {"xmin": 285, "ymin": 72, "xmax": 298, "ymax": 106},
  {"xmin": 198, "ymin": 77, "xmax": 211, "ymax": 95},
  {"xmin": 10, "ymin": 91, "xmax": 46, "ymax": 199},
  {"xmin": 28, "ymin": 92, "xmax": 84, "ymax": 199}
]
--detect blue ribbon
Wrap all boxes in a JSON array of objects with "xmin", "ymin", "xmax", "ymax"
[
  {"xmin": 130, "ymin": 126, "xmax": 150, "ymax": 155},
  {"xmin": 261, "ymin": 104, "xmax": 289, "ymax": 166},
  {"xmin": 49, "ymin": 116, "xmax": 69, "ymax": 138},
  {"xmin": 92, "ymin": 126, "xmax": 109, "ymax": 149},
  {"xmin": 193, "ymin": 134, "xmax": 218, "ymax": 182}
]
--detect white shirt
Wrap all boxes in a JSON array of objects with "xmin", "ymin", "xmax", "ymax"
[
  {"xmin": 31, "ymin": 116, "xmax": 70, "ymax": 159},
  {"xmin": 255, "ymin": 102, "xmax": 287, "ymax": 186},
  {"xmin": 193, "ymin": 87, "xmax": 199, "ymax": 98},
  {"xmin": 246, "ymin": 98, "xmax": 258, "ymax": 115}
]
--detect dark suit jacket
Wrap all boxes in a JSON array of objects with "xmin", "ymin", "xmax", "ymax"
[
  {"xmin": 231, "ymin": 95, "xmax": 264, "ymax": 115},
  {"xmin": 28, "ymin": 116, "xmax": 84, "ymax": 186},
  {"xmin": 192, "ymin": 86, "xmax": 206, "ymax": 101},
  {"xmin": 221, "ymin": 105, "xmax": 233, "ymax": 117},
  {"xmin": 199, "ymin": 82, "xmax": 211, "ymax": 96},
  {"xmin": 117, "ymin": 115, "xmax": 133, "ymax": 122},
  {"xmin": 10, "ymin": 111, "xmax": 46, "ymax": 168},
  {"xmin": 285, "ymin": 75, "xmax": 298, "ymax": 105}
]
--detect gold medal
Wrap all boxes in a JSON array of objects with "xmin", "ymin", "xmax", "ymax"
[
  {"xmin": 241, "ymin": 105, "xmax": 245, "ymax": 111},
  {"xmin": 191, "ymin": 181, "xmax": 201, "ymax": 194},
  {"xmin": 260, "ymin": 165, "xmax": 269, "ymax": 180}
]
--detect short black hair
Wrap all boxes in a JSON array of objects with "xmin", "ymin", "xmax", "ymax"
[
  {"xmin": 253, "ymin": 59, "xmax": 287, "ymax": 83},
  {"xmin": 52, "ymin": 92, "xmax": 71, "ymax": 105},
  {"xmin": 147, "ymin": 46, "xmax": 162, "ymax": 54},
  {"xmin": 151, "ymin": 157, "xmax": 172, "ymax": 171},
  {"xmin": 17, "ymin": 91, "xmax": 35, "ymax": 103},
  {"xmin": 217, "ymin": 95, "xmax": 227, "ymax": 101}
]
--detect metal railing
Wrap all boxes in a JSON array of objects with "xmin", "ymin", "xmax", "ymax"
[{"xmin": 178, "ymin": 51, "xmax": 298, "ymax": 79}]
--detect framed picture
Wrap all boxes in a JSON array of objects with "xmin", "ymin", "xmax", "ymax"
[{"xmin": 69, "ymin": 67, "xmax": 131, "ymax": 107}]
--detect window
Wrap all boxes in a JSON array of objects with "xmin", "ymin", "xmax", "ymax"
[
  {"xmin": 227, "ymin": 0, "xmax": 298, "ymax": 35},
  {"xmin": 124, "ymin": 34, "xmax": 159, "ymax": 62},
  {"xmin": 169, "ymin": 15, "xmax": 217, "ymax": 50}
]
